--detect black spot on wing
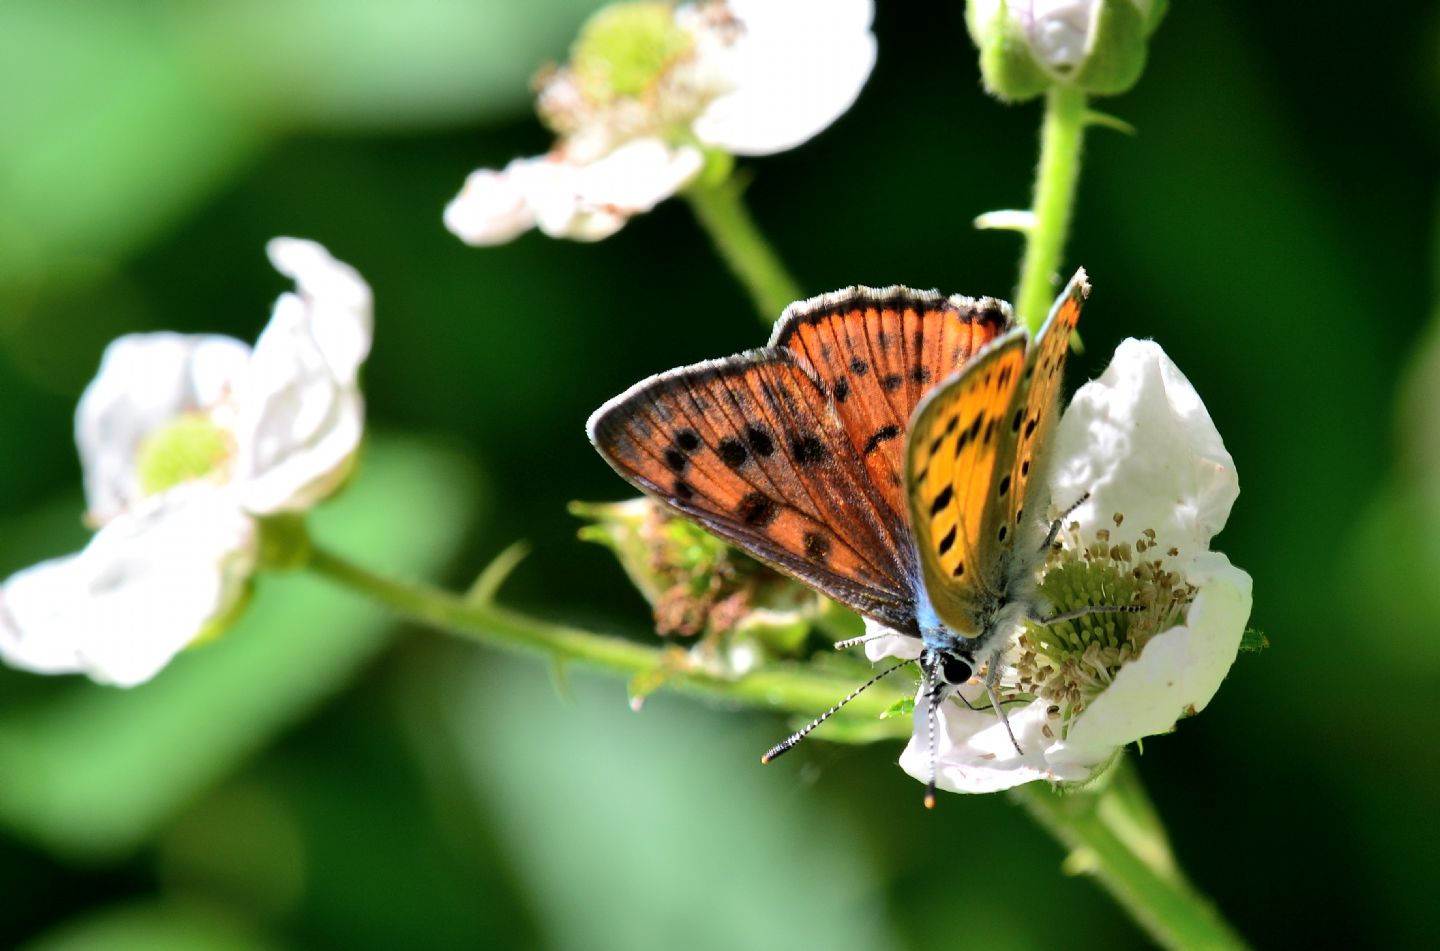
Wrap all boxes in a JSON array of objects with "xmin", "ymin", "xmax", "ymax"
[
  {"xmin": 746, "ymin": 424, "xmax": 775, "ymax": 457},
  {"xmin": 804, "ymin": 532, "xmax": 831, "ymax": 562},
  {"xmin": 791, "ymin": 433, "xmax": 827, "ymax": 464},
  {"xmin": 737, "ymin": 492, "xmax": 779, "ymax": 527},
  {"xmin": 881, "ymin": 373, "xmax": 904, "ymax": 392},
  {"xmin": 833, "ymin": 377, "xmax": 850, "ymax": 403},
  {"xmin": 849, "ymin": 358, "xmax": 869, "ymax": 376},
  {"xmin": 718, "ymin": 437, "xmax": 748, "ymax": 469},
  {"xmin": 863, "ymin": 424, "xmax": 901, "ymax": 455}
]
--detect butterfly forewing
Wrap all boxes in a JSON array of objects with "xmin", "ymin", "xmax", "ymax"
[
  {"xmin": 588, "ymin": 349, "xmax": 920, "ymax": 633},
  {"xmin": 904, "ymin": 331, "xmax": 1029, "ymax": 634},
  {"xmin": 772, "ymin": 288, "xmax": 1013, "ymax": 527}
]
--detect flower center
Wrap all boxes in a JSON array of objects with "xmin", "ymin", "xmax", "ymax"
[
  {"xmin": 570, "ymin": 2, "xmax": 694, "ymax": 104},
  {"xmin": 1014, "ymin": 514, "xmax": 1195, "ymax": 717},
  {"xmin": 135, "ymin": 412, "xmax": 234, "ymax": 496}
]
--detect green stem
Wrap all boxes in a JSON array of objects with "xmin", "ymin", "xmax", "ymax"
[
  {"xmin": 1013, "ymin": 760, "xmax": 1250, "ymax": 951},
  {"xmin": 1015, "ymin": 84, "xmax": 1088, "ymax": 333},
  {"xmin": 684, "ymin": 176, "xmax": 804, "ymax": 324},
  {"xmin": 306, "ymin": 543, "xmax": 909, "ymax": 731}
]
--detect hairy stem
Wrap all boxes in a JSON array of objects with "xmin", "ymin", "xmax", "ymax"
[
  {"xmin": 1013, "ymin": 761, "xmax": 1250, "ymax": 950},
  {"xmin": 1015, "ymin": 84, "xmax": 1088, "ymax": 333},
  {"xmin": 685, "ymin": 176, "xmax": 804, "ymax": 324},
  {"xmin": 307, "ymin": 543, "xmax": 909, "ymax": 732}
]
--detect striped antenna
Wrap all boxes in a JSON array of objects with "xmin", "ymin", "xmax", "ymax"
[{"xmin": 760, "ymin": 660, "xmax": 912, "ymax": 764}]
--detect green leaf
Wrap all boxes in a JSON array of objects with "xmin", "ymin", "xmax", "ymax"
[
  {"xmin": 879, "ymin": 696, "xmax": 916, "ymax": 720},
  {"xmin": 0, "ymin": 435, "xmax": 483, "ymax": 859}
]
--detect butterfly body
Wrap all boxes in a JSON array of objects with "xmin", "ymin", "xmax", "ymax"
[{"xmin": 588, "ymin": 272, "xmax": 1089, "ymax": 773}]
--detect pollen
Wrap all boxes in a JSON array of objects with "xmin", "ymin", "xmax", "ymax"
[
  {"xmin": 1013, "ymin": 516, "xmax": 1196, "ymax": 730},
  {"xmin": 135, "ymin": 412, "xmax": 235, "ymax": 496}
]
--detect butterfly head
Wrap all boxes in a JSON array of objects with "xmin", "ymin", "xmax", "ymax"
[{"xmin": 921, "ymin": 646, "xmax": 975, "ymax": 701}]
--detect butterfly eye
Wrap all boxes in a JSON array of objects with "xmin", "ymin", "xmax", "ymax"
[{"xmin": 940, "ymin": 654, "xmax": 973, "ymax": 686}]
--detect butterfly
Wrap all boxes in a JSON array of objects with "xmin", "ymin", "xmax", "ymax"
[{"xmin": 588, "ymin": 270, "xmax": 1088, "ymax": 805}]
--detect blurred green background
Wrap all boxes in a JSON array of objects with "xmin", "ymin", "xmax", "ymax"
[{"xmin": 1, "ymin": 1, "xmax": 1436, "ymax": 947}]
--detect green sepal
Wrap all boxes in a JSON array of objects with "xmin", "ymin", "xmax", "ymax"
[
  {"xmin": 255, "ymin": 513, "xmax": 312, "ymax": 572},
  {"xmin": 1239, "ymin": 627, "xmax": 1270, "ymax": 653},
  {"xmin": 967, "ymin": 1, "xmax": 1052, "ymax": 103},
  {"xmin": 1069, "ymin": 0, "xmax": 1149, "ymax": 97}
]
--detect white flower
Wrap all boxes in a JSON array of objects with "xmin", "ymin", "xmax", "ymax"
[
  {"xmin": 0, "ymin": 239, "xmax": 372, "ymax": 686},
  {"xmin": 877, "ymin": 339, "xmax": 1252, "ymax": 793},
  {"xmin": 445, "ymin": 0, "xmax": 876, "ymax": 245}
]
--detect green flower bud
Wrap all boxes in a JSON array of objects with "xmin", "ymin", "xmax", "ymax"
[
  {"xmin": 966, "ymin": 0, "xmax": 1167, "ymax": 102},
  {"xmin": 571, "ymin": 497, "xmax": 819, "ymax": 650}
]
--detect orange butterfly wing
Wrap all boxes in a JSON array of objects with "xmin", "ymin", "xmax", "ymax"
[
  {"xmin": 771, "ymin": 287, "xmax": 1013, "ymax": 526},
  {"xmin": 1003, "ymin": 269, "xmax": 1089, "ymax": 530},
  {"xmin": 588, "ymin": 349, "xmax": 920, "ymax": 633}
]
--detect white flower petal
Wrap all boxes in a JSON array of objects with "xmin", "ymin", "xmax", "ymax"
[
  {"xmin": 691, "ymin": 0, "xmax": 876, "ymax": 155},
  {"xmin": 76, "ymin": 333, "xmax": 251, "ymax": 524},
  {"xmin": 1050, "ymin": 552, "xmax": 1252, "ymax": 765},
  {"xmin": 899, "ymin": 693, "xmax": 1090, "ymax": 794},
  {"xmin": 1018, "ymin": 1, "xmax": 1102, "ymax": 69},
  {"xmin": 230, "ymin": 296, "xmax": 365, "ymax": 515},
  {"xmin": 1049, "ymin": 338, "xmax": 1238, "ymax": 565},
  {"xmin": 443, "ymin": 158, "xmax": 547, "ymax": 246},
  {"xmin": 0, "ymin": 556, "xmax": 92, "ymax": 674},
  {"xmin": 0, "ymin": 486, "xmax": 257, "ymax": 687},
  {"xmin": 265, "ymin": 238, "xmax": 373, "ymax": 386},
  {"xmin": 861, "ymin": 618, "xmax": 922, "ymax": 662},
  {"xmin": 534, "ymin": 139, "xmax": 704, "ymax": 241}
]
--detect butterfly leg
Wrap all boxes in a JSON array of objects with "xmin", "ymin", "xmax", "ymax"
[{"xmin": 982, "ymin": 649, "xmax": 1024, "ymax": 756}]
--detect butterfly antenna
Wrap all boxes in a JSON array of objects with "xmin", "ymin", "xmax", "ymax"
[
  {"xmin": 924, "ymin": 662, "xmax": 938, "ymax": 809},
  {"xmin": 1037, "ymin": 603, "xmax": 1143, "ymax": 625},
  {"xmin": 1042, "ymin": 491, "xmax": 1092, "ymax": 550},
  {"xmin": 760, "ymin": 660, "xmax": 911, "ymax": 765},
  {"xmin": 832, "ymin": 631, "xmax": 894, "ymax": 651}
]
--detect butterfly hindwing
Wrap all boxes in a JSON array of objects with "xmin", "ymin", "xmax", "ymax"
[
  {"xmin": 1004, "ymin": 270, "xmax": 1089, "ymax": 532},
  {"xmin": 905, "ymin": 270, "xmax": 1090, "ymax": 637},
  {"xmin": 588, "ymin": 348, "xmax": 920, "ymax": 633},
  {"xmin": 771, "ymin": 287, "xmax": 1013, "ymax": 528},
  {"xmin": 904, "ymin": 330, "xmax": 1029, "ymax": 635}
]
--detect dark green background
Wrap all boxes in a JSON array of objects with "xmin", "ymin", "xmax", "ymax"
[{"xmin": 2, "ymin": 2, "xmax": 1435, "ymax": 948}]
